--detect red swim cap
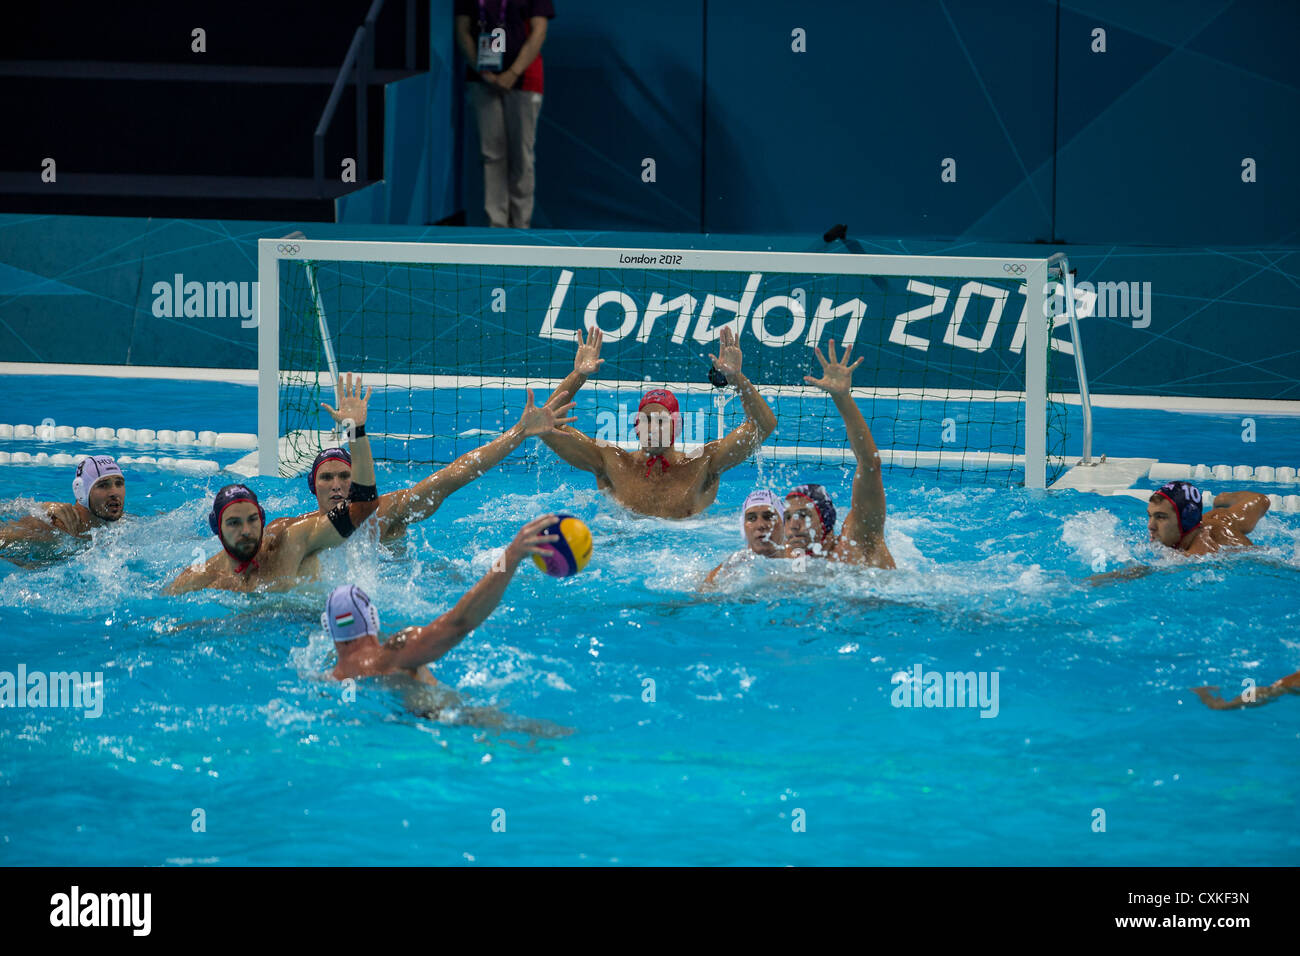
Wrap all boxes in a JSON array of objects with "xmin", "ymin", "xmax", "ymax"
[{"xmin": 638, "ymin": 389, "xmax": 681, "ymax": 446}]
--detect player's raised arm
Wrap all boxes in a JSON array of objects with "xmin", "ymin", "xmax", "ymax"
[
  {"xmin": 1207, "ymin": 491, "xmax": 1271, "ymax": 535},
  {"xmin": 543, "ymin": 325, "xmax": 603, "ymax": 411},
  {"xmin": 806, "ymin": 339, "xmax": 886, "ymax": 549},
  {"xmin": 289, "ymin": 374, "xmax": 381, "ymax": 557},
  {"xmin": 702, "ymin": 326, "xmax": 777, "ymax": 476},
  {"xmin": 540, "ymin": 326, "xmax": 611, "ymax": 475},
  {"xmin": 386, "ymin": 516, "xmax": 558, "ymax": 668},
  {"xmin": 543, "ymin": 419, "xmax": 610, "ymax": 476},
  {"xmin": 378, "ymin": 390, "xmax": 576, "ymax": 537}
]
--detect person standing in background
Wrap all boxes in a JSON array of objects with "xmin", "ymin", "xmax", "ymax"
[{"xmin": 455, "ymin": 0, "xmax": 556, "ymax": 229}]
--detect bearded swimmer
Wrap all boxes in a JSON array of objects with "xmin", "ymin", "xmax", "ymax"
[
  {"xmin": 0, "ymin": 456, "xmax": 127, "ymax": 549},
  {"xmin": 302, "ymin": 389, "xmax": 575, "ymax": 543},
  {"xmin": 782, "ymin": 340, "xmax": 894, "ymax": 569},
  {"xmin": 322, "ymin": 515, "xmax": 570, "ymax": 735},
  {"xmin": 164, "ymin": 374, "xmax": 380, "ymax": 594},
  {"xmin": 538, "ymin": 325, "xmax": 777, "ymax": 518}
]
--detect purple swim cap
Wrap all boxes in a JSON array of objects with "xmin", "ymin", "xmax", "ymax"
[
  {"xmin": 1153, "ymin": 480, "xmax": 1204, "ymax": 535},
  {"xmin": 787, "ymin": 483, "xmax": 837, "ymax": 539},
  {"xmin": 308, "ymin": 447, "xmax": 352, "ymax": 495},
  {"xmin": 208, "ymin": 484, "xmax": 264, "ymax": 537}
]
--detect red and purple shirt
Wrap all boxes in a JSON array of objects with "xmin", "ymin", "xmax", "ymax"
[{"xmin": 455, "ymin": 0, "xmax": 556, "ymax": 93}]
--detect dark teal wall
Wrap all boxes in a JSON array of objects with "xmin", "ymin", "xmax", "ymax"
[{"xmin": 458, "ymin": 0, "xmax": 1297, "ymax": 244}]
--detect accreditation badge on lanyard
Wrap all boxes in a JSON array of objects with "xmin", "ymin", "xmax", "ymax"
[{"xmin": 476, "ymin": 0, "xmax": 508, "ymax": 71}]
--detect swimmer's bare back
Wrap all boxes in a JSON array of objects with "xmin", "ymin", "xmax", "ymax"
[
  {"xmin": 339, "ymin": 623, "xmax": 573, "ymax": 739},
  {"xmin": 395, "ymin": 674, "xmax": 573, "ymax": 738},
  {"xmin": 328, "ymin": 516, "xmax": 573, "ymax": 738}
]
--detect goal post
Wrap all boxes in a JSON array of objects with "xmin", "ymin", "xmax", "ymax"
[{"xmin": 256, "ymin": 238, "xmax": 1069, "ymax": 488}]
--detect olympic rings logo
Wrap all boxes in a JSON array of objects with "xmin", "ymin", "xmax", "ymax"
[
  {"xmin": 276, "ymin": 243, "xmax": 301, "ymax": 255},
  {"xmin": 1003, "ymin": 263, "xmax": 1026, "ymax": 275}
]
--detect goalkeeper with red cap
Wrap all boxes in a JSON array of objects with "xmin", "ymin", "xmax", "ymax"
[{"xmin": 539, "ymin": 325, "xmax": 777, "ymax": 518}]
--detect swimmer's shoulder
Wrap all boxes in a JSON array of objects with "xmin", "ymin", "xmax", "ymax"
[
  {"xmin": 587, "ymin": 444, "xmax": 627, "ymax": 488},
  {"xmin": 330, "ymin": 631, "xmax": 435, "ymax": 683},
  {"xmin": 263, "ymin": 514, "xmax": 304, "ymax": 542},
  {"xmin": 1183, "ymin": 527, "xmax": 1219, "ymax": 555},
  {"xmin": 258, "ymin": 519, "xmax": 304, "ymax": 564},
  {"xmin": 1210, "ymin": 520, "xmax": 1255, "ymax": 549},
  {"xmin": 165, "ymin": 561, "xmax": 208, "ymax": 594},
  {"xmin": 47, "ymin": 502, "xmax": 91, "ymax": 537},
  {"xmin": 1184, "ymin": 524, "xmax": 1252, "ymax": 556},
  {"xmin": 598, "ymin": 443, "xmax": 635, "ymax": 472}
]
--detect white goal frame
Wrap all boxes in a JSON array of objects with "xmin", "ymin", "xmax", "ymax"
[{"xmin": 257, "ymin": 239, "xmax": 1053, "ymax": 487}]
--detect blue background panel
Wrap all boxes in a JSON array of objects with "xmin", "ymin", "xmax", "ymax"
[
  {"xmin": 1056, "ymin": 1, "xmax": 1300, "ymax": 245},
  {"xmin": 703, "ymin": 0, "xmax": 1057, "ymax": 239}
]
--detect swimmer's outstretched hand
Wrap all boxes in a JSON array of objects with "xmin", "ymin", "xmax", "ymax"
[
  {"xmin": 573, "ymin": 325, "xmax": 604, "ymax": 376},
  {"xmin": 519, "ymin": 388, "xmax": 577, "ymax": 436},
  {"xmin": 711, "ymin": 325, "xmax": 743, "ymax": 382},
  {"xmin": 1194, "ymin": 671, "xmax": 1300, "ymax": 711},
  {"xmin": 503, "ymin": 514, "xmax": 560, "ymax": 567},
  {"xmin": 804, "ymin": 338, "xmax": 864, "ymax": 397},
  {"xmin": 1191, "ymin": 686, "xmax": 1239, "ymax": 710},
  {"xmin": 1086, "ymin": 565, "xmax": 1157, "ymax": 586},
  {"xmin": 321, "ymin": 372, "xmax": 373, "ymax": 431}
]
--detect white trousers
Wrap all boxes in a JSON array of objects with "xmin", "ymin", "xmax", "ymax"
[{"xmin": 469, "ymin": 83, "xmax": 543, "ymax": 228}]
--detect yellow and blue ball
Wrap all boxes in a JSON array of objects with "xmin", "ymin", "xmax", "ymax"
[{"xmin": 533, "ymin": 514, "xmax": 593, "ymax": 578}]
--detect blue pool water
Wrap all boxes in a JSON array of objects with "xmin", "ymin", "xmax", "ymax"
[{"xmin": 1, "ymin": 376, "xmax": 1298, "ymax": 865}]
